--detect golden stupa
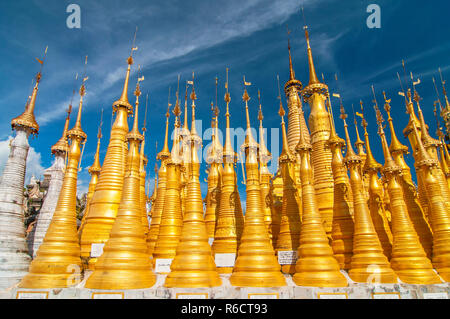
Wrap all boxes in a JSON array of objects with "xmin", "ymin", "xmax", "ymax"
[
  {"xmin": 212, "ymin": 69, "xmax": 244, "ymax": 274},
  {"xmin": 78, "ymin": 111, "xmax": 103, "ymax": 236},
  {"xmin": 257, "ymin": 91, "xmax": 274, "ymax": 243},
  {"xmin": 373, "ymin": 89, "xmax": 441, "ymax": 285},
  {"xmin": 79, "ymin": 49, "xmax": 135, "ymax": 269},
  {"xmin": 275, "ymin": 77, "xmax": 302, "ymax": 274},
  {"xmin": 146, "ymin": 99, "xmax": 172, "ymax": 256},
  {"xmin": 204, "ymin": 96, "xmax": 222, "ymax": 241},
  {"xmin": 85, "ymin": 77, "xmax": 156, "ymax": 289},
  {"xmin": 229, "ymin": 83, "xmax": 286, "ymax": 287},
  {"xmin": 292, "ymin": 102, "xmax": 347, "ymax": 288},
  {"xmin": 360, "ymin": 101, "xmax": 393, "ymax": 260},
  {"xmin": 383, "ymin": 92, "xmax": 433, "ymax": 258},
  {"xmin": 20, "ymin": 77, "xmax": 88, "ymax": 288},
  {"xmin": 326, "ymin": 99, "xmax": 354, "ymax": 270},
  {"xmin": 165, "ymin": 79, "xmax": 222, "ymax": 288},
  {"xmin": 301, "ymin": 25, "xmax": 334, "ymax": 236},
  {"xmin": 151, "ymin": 89, "xmax": 184, "ymax": 269},
  {"xmin": 338, "ymin": 99, "xmax": 397, "ymax": 284}
]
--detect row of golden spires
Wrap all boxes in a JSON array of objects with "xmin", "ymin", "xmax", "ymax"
[{"xmin": 8, "ymin": 17, "xmax": 450, "ymax": 289}]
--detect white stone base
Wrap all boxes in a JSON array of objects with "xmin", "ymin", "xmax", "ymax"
[{"xmin": 2, "ymin": 272, "xmax": 448, "ymax": 299}]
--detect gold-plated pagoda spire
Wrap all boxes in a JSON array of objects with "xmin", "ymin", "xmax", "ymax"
[
  {"xmin": 434, "ymin": 104, "xmax": 450, "ymax": 187},
  {"xmin": 80, "ymin": 39, "xmax": 136, "ymax": 269},
  {"xmin": 300, "ymin": 19, "xmax": 334, "ymax": 236},
  {"xmin": 292, "ymin": 99, "xmax": 347, "ymax": 287},
  {"xmin": 230, "ymin": 81, "xmax": 286, "ymax": 287},
  {"xmin": 140, "ymin": 93, "xmax": 149, "ymax": 235},
  {"xmin": 437, "ymin": 68, "xmax": 450, "ymax": 139},
  {"xmin": 152, "ymin": 85, "xmax": 184, "ymax": 271},
  {"xmin": 20, "ymin": 75, "xmax": 88, "ymax": 288},
  {"xmin": 204, "ymin": 99, "xmax": 221, "ymax": 240},
  {"xmin": 78, "ymin": 109, "xmax": 103, "ymax": 235},
  {"xmin": 411, "ymin": 118, "xmax": 450, "ymax": 282},
  {"xmin": 284, "ymin": 25, "xmax": 305, "ymax": 155},
  {"xmin": 413, "ymin": 84, "xmax": 450, "ymax": 214},
  {"xmin": 257, "ymin": 90, "xmax": 274, "ymax": 242},
  {"xmin": 397, "ymin": 70, "xmax": 431, "ymax": 220},
  {"xmin": 383, "ymin": 92, "xmax": 433, "ymax": 258},
  {"xmin": 85, "ymin": 78, "xmax": 156, "ymax": 289},
  {"xmin": 373, "ymin": 87, "xmax": 440, "ymax": 284},
  {"xmin": 165, "ymin": 80, "xmax": 222, "ymax": 288},
  {"xmin": 325, "ymin": 98, "xmax": 354, "ymax": 270},
  {"xmin": 352, "ymin": 104, "xmax": 366, "ymax": 162},
  {"xmin": 275, "ymin": 77, "xmax": 301, "ymax": 274},
  {"xmin": 212, "ymin": 68, "xmax": 244, "ymax": 274},
  {"xmin": 146, "ymin": 95, "xmax": 172, "ymax": 256},
  {"xmin": 338, "ymin": 98, "xmax": 396, "ymax": 283},
  {"xmin": 11, "ymin": 47, "xmax": 47, "ymax": 135},
  {"xmin": 360, "ymin": 101, "xmax": 393, "ymax": 259}
]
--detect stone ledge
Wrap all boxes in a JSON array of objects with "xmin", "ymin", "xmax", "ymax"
[{"xmin": 2, "ymin": 273, "xmax": 448, "ymax": 299}]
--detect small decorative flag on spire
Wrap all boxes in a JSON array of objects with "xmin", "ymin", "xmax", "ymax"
[{"xmin": 244, "ymin": 76, "xmax": 251, "ymax": 86}]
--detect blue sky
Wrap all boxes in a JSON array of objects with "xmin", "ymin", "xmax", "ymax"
[{"xmin": 1, "ymin": 0, "xmax": 450, "ymax": 205}]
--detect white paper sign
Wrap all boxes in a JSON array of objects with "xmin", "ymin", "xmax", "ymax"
[
  {"xmin": 372, "ymin": 293, "xmax": 400, "ymax": 299},
  {"xmin": 277, "ymin": 250, "xmax": 297, "ymax": 265},
  {"xmin": 423, "ymin": 292, "xmax": 448, "ymax": 299},
  {"xmin": 16, "ymin": 292, "xmax": 48, "ymax": 299},
  {"xmin": 248, "ymin": 293, "xmax": 279, "ymax": 299},
  {"xmin": 318, "ymin": 293, "xmax": 347, "ymax": 299},
  {"xmin": 92, "ymin": 292, "xmax": 124, "ymax": 299},
  {"xmin": 208, "ymin": 237, "xmax": 214, "ymax": 246},
  {"xmin": 215, "ymin": 253, "xmax": 236, "ymax": 267},
  {"xmin": 90, "ymin": 243, "xmax": 105, "ymax": 257},
  {"xmin": 176, "ymin": 293, "xmax": 208, "ymax": 299},
  {"xmin": 155, "ymin": 258, "xmax": 173, "ymax": 273}
]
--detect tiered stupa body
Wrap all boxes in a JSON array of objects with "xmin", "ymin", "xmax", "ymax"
[
  {"xmin": 275, "ymin": 97, "xmax": 301, "ymax": 274},
  {"xmin": 179, "ymin": 87, "xmax": 191, "ymax": 219},
  {"xmin": 85, "ymin": 80, "xmax": 156, "ymax": 289},
  {"xmin": 79, "ymin": 54, "xmax": 134, "ymax": 269},
  {"xmin": 19, "ymin": 80, "xmax": 87, "ymax": 288},
  {"xmin": 402, "ymin": 90, "xmax": 431, "ymax": 220},
  {"xmin": 414, "ymin": 90, "xmax": 450, "ymax": 214},
  {"xmin": 339, "ymin": 103, "xmax": 396, "ymax": 283},
  {"xmin": 146, "ymin": 105, "xmax": 171, "ymax": 256},
  {"xmin": 0, "ymin": 70, "xmax": 41, "ymax": 289},
  {"xmin": 204, "ymin": 108, "xmax": 221, "ymax": 241},
  {"xmin": 152, "ymin": 99, "xmax": 183, "ymax": 271},
  {"xmin": 292, "ymin": 105, "xmax": 347, "ymax": 287},
  {"xmin": 410, "ymin": 119, "xmax": 450, "ymax": 282},
  {"xmin": 229, "ymin": 86, "xmax": 286, "ymax": 287},
  {"xmin": 326, "ymin": 107, "xmax": 354, "ymax": 270},
  {"xmin": 165, "ymin": 84, "xmax": 222, "ymax": 288},
  {"xmin": 301, "ymin": 26, "xmax": 334, "ymax": 236},
  {"xmin": 284, "ymin": 39, "xmax": 305, "ymax": 217},
  {"xmin": 212, "ymin": 72, "xmax": 244, "ymax": 274},
  {"xmin": 360, "ymin": 104, "xmax": 393, "ymax": 259},
  {"xmin": 383, "ymin": 93, "xmax": 433, "ymax": 258},
  {"xmin": 78, "ymin": 114, "xmax": 103, "ymax": 236},
  {"xmin": 31, "ymin": 105, "xmax": 72, "ymax": 257},
  {"xmin": 373, "ymin": 92, "xmax": 441, "ymax": 285},
  {"xmin": 257, "ymin": 95, "xmax": 274, "ymax": 242},
  {"xmin": 139, "ymin": 142, "xmax": 149, "ymax": 235}
]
